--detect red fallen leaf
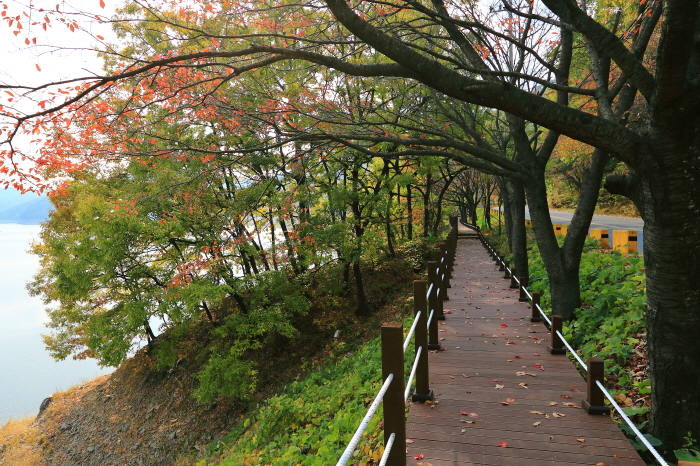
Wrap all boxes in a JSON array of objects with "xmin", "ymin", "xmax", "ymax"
[
  {"xmin": 532, "ymin": 336, "xmax": 540, "ymax": 340},
  {"xmin": 459, "ymin": 411, "xmax": 469, "ymax": 415},
  {"xmin": 465, "ymin": 390, "xmax": 471, "ymax": 393},
  {"xmin": 439, "ymin": 329, "xmax": 447, "ymax": 332},
  {"xmin": 501, "ymin": 323, "xmax": 508, "ymax": 327},
  {"xmin": 534, "ymin": 353, "xmax": 540, "ymax": 356},
  {"xmin": 535, "ymin": 364, "xmax": 542, "ymax": 368},
  {"xmin": 470, "ymin": 413, "xmax": 481, "ymax": 417},
  {"xmin": 498, "ymin": 441, "xmax": 509, "ymax": 448},
  {"xmin": 445, "ymin": 311, "xmax": 453, "ymax": 314},
  {"xmin": 439, "ymin": 348, "xmax": 448, "ymax": 351},
  {"xmin": 449, "ymin": 376, "xmax": 455, "ymax": 379},
  {"xmin": 560, "ymin": 394, "xmax": 572, "ymax": 399},
  {"xmin": 506, "ymin": 341, "xmax": 516, "ymax": 345},
  {"xmin": 501, "ymin": 401, "xmax": 510, "ymax": 405},
  {"xmin": 414, "ymin": 453, "xmax": 424, "ymax": 460},
  {"xmin": 571, "ymin": 389, "xmax": 580, "ymax": 392},
  {"xmin": 514, "ymin": 356, "xmax": 522, "ymax": 359},
  {"xmin": 492, "ymin": 379, "xmax": 503, "ymax": 382}
]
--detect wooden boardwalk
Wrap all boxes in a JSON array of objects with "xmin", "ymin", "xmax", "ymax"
[{"xmin": 404, "ymin": 232, "xmax": 645, "ymax": 466}]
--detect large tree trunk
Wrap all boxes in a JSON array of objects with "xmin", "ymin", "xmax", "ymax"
[
  {"xmin": 506, "ymin": 179, "xmax": 529, "ymax": 282},
  {"xmin": 606, "ymin": 149, "xmax": 700, "ymax": 449}
]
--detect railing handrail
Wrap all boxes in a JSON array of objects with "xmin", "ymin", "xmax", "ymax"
[
  {"xmin": 336, "ymin": 223, "xmax": 457, "ymax": 466},
  {"xmin": 478, "ymin": 232, "xmax": 666, "ymax": 466},
  {"xmin": 335, "ymin": 373, "xmax": 394, "ymax": 466}
]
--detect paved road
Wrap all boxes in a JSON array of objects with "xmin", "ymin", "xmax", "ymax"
[{"xmin": 494, "ymin": 207, "xmax": 645, "ymax": 253}]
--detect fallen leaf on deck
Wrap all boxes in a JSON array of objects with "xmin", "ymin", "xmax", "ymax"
[
  {"xmin": 414, "ymin": 453, "xmax": 424, "ymax": 460},
  {"xmin": 406, "ymin": 439, "xmax": 414, "ymax": 443},
  {"xmin": 449, "ymin": 376, "xmax": 455, "ymax": 379},
  {"xmin": 501, "ymin": 401, "xmax": 510, "ymax": 405},
  {"xmin": 596, "ymin": 463, "xmax": 607, "ymax": 466},
  {"xmin": 529, "ymin": 410, "xmax": 545, "ymax": 415},
  {"xmin": 507, "ymin": 341, "xmax": 516, "ymax": 345},
  {"xmin": 549, "ymin": 402, "xmax": 558, "ymax": 406},
  {"xmin": 498, "ymin": 441, "xmax": 509, "ymax": 448},
  {"xmin": 514, "ymin": 356, "xmax": 522, "ymax": 359},
  {"xmin": 552, "ymin": 412, "xmax": 565, "ymax": 418},
  {"xmin": 533, "ymin": 421, "xmax": 541, "ymax": 426},
  {"xmin": 492, "ymin": 378, "xmax": 502, "ymax": 382},
  {"xmin": 445, "ymin": 311, "xmax": 452, "ymax": 314},
  {"xmin": 577, "ymin": 438, "xmax": 585, "ymax": 443},
  {"xmin": 519, "ymin": 383, "xmax": 529, "ymax": 389},
  {"xmin": 516, "ymin": 371, "xmax": 536, "ymax": 376},
  {"xmin": 439, "ymin": 329, "xmax": 447, "ymax": 332},
  {"xmin": 462, "ymin": 374, "xmax": 470, "ymax": 378},
  {"xmin": 495, "ymin": 384, "xmax": 504, "ymax": 389},
  {"xmin": 459, "ymin": 410, "xmax": 469, "ymax": 415},
  {"xmin": 570, "ymin": 388, "xmax": 580, "ymax": 392},
  {"xmin": 460, "ymin": 420, "xmax": 475, "ymax": 424},
  {"xmin": 501, "ymin": 324, "xmax": 508, "ymax": 327},
  {"xmin": 535, "ymin": 363, "xmax": 542, "ymax": 368},
  {"xmin": 470, "ymin": 413, "xmax": 481, "ymax": 417},
  {"xmin": 416, "ymin": 463, "xmax": 434, "ymax": 466},
  {"xmin": 465, "ymin": 390, "xmax": 471, "ymax": 393},
  {"xmin": 563, "ymin": 402, "xmax": 580, "ymax": 408},
  {"xmin": 506, "ymin": 398, "xmax": 515, "ymax": 402},
  {"xmin": 560, "ymin": 394, "xmax": 572, "ymax": 399}
]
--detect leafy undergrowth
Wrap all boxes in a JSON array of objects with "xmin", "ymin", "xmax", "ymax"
[
  {"xmin": 0, "ymin": 240, "xmax": 434, "ymax": 466},
  {"xmin": 202, "ymin": 312, "xmax": 416, "ymax": 466}
]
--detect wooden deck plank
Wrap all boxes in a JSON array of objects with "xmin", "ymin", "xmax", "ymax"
[{"xmin": 404, "ymin": 231, "xmax": 644, "ymax": 466}]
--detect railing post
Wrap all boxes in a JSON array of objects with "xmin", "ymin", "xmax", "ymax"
[
  {"xmin": 548, "ymin": 315, "xmax": 566, "ymax": 355},
  {"xmin": 381, "ymin": 323, "xmax": 406, "ymax": 466},
  {"xmin": 427, "ymin": 262, "xmax": 443, "ymax": 342},
  {"xmin": 498, "ymin": 257, "xmax": 505, "ymax": 271},
  {"xmin": 582, "ymin": 358, "xmax": 611, "ymax": 415},
  {"xmin": 503, "ymin": 260, "xmax": 511, "ymax": 279},
  {"xmin": 510, "ymin": 267, "xmax": 519, "ymax": 289},
  {"xmin": 519, "ymin": 277, "xmax": 529, "ymax": 302},
  {"xmin": 530, "ymin": 292, "xmax": 542, "ymax": 322},
  {"xmin": 412, "ymin": 281, "xmax": 433, "ymax": 402}
]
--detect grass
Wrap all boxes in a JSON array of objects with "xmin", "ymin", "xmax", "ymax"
[{"xmin": 0, "ymin": 416, "xmax": 44, "ymax": 466}]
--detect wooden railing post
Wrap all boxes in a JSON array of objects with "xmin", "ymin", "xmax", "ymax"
[
  {"xmin": 530, "ymin": 292, "xmax": 542, "ymax": 322},
  {"xmin": 510, "ymin": 267, "xmax": 519, "ymax": 289},
  {"xmin": 427, "ymin": 262, "xmax": 443, "ymax": 344},
  {"xmin": 519, "ymin": 277, "xmax": 529, "ymax": 302},
  {"xmin": 412, "ymin": 281, "xmax": 433, "ymax": 402},
  {"xmin": 582, "ymin": 358, "xmax": 611, "ymax": 415},
  {"xmin": 498, "ymin": 257, "xmax": 505, "ymax": 271},
  {"xmin": 548, "ymin": 315, "xmax": 566, "ymax": 355},
  {"xmin": 381, "ymin": 323, "xmax": 406, "ymax": 466},
  {"xmin": 503, "ymin": 260, "xmax": 511, "ymax": 279}
]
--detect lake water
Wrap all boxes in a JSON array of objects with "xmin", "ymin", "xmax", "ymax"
[{"xmin": 0, "ymin": 224, "xmax": 110, "ymax": 425}]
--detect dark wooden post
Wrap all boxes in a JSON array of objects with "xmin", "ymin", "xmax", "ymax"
[
  {"xmin": 582, "ymin": 358, "xmax": 611, "ymax": 415},
  {"xmin": 381, "ymin": 323, "xmax": 406, "ymax": 466},
  {"xmin": 519, "ymin": 277, "xmax": 529, "ymax": 302},
  {"xmin": 503, "ymin": 261, "xmax": 511, "ymax": 279},
  {"xmin": 548, "ymin": 315, "xmax": 567, "ymax": 355},
  {"xmin": 510, "ymin": 267, "xmax": 519, "ymax": 289},
  {"xmin": 412, "ymin": 281, "xmax": 433, "ymax": 402},
  {"xmin": 427, "ymin": 262, "xmax": 443, "ymax": 343},
  {"xmin": 530, "ymin": 292, "xmax": 542, "ymax": 322},
  {"xmin": 498, "ymin": 257, "xmax": 505, "ymax": 271}
]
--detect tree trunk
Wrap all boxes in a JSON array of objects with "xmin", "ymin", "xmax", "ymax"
[
  {"xmin": 607, "ymin": 142, "xmax": 700, "ymax": 448},
  {"xmin": 407, "ymin": 183, "xmax": 413, "ymax": 240},
  {"xmin": 507, "ymin": 179, "xmax": 529, "ymax": 282}
]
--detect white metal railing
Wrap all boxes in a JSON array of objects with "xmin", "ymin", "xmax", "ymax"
[
  {"xmin": 336, "ymin": 374, "xmax": 394, "ymax": 466},
  {"xmin": 596, "ymin": 381, "xmax": 669, "ymax": 466},
  {"xmin": 479, "ymin": 233, "xmax": 667, "ymax": 466},
  {"xmin": 403, "ymin": 311, "xmax": 421, "ymax": 353},
  {"xmin": 404, "ymin": 346, "xmax": 423, "ymax": 400},
  {"xmin": 377, "ymin": 433, "xmax": 396, "ymax": 466}
]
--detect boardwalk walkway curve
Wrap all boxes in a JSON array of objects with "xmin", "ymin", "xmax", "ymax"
[{"xmin": 404, "ymin": 224, "xmax": 645, "ymax": 466}]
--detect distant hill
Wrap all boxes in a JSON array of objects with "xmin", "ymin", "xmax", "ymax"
[{"xmin": 0, "ymin": 190, "xmax": 52, "ymax": 224}]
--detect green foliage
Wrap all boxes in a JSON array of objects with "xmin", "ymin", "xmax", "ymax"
[
  {"xmin": 204, "ymin": 314, "xmax": 416, "ymax": 466},
  {"xmin": 195, "ymin": 271, "xmax": 310, "ymax": 402},
  {"xmin": 522, "ymin": 236, "xmax": 646, "ymax": 384},
  {"xmin": 675, "ymin": 449, "xmax": 700, "ymax": 464}
]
